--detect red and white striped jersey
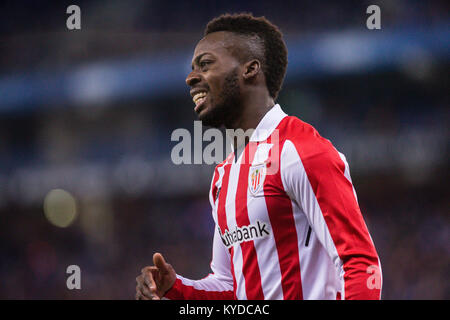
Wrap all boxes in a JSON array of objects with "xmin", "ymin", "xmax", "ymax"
[{"xmin": 165, "ymin": 104, "xmax": 382, "ymax": 300}]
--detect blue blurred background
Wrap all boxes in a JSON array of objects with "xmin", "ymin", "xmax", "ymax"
[{"xmin": 0, "ymin": 0, "xmax": 448, "ymax": 299}]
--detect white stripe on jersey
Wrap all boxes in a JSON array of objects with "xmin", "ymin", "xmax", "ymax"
[
  {"xmin": 225, "ymin": 159, "xmax": 247, "ymax": 300},
  {"xmin": 281, "ymin": 139, "xmax": 345, "ymax": 298},
  {"xmin": 248, "ymin": 143, "xmax": 283, "ymax": 299}
]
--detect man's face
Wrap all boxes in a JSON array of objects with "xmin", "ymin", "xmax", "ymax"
[{"xmin": 186, "ymin": 31, "xmax": 243, "ymax": 128}]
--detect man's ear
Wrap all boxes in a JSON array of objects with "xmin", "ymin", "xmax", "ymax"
[{"xmin": 243, "ymin": 59, "xmax": 261, "ymax": 80}]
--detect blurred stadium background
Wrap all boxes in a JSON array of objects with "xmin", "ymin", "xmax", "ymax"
[{"xmin": 0, "ymin": 0, "xmax": 448, "ymax": 299}]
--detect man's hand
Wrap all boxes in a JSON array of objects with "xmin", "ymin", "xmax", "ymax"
[{"xmin": 136, "ymin": 252, "xmax": 176, "ymax": 300}]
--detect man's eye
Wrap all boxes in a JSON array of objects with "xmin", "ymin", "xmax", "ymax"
[{"xmin": 200, "ymin": 60, "xmax": 212, "ymax": 68}]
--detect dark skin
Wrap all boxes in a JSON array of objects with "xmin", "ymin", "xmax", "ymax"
[
  {"xmin": 135, "ymin": 253, "xmax": 175, "ymax": 300},
  {"xmin": 136, "ymin": 31, "xmax": 275, "ymax": 300},
  {"xmin": 187, "ymin": 31, "xmax": 274, "ymax": 131}
]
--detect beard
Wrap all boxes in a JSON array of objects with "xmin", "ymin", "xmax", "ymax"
[{"xmin": 199, "ymin": 68, "xmax": 242, "ymax": 129}]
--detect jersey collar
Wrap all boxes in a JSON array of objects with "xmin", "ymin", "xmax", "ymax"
[
  {"xmin": 249, "ymin": 104, "xmax": 287, "ymax": 142},
  {"xmin": 227, "ymin": 104, "xmax": 288, "ymax": 154}
]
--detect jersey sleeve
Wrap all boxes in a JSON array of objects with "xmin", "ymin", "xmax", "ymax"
[
  {"xmin": 163, "ymin": 164, "xmax": 234, "ymax": 300},
  {"xmin": 163, "ymin": 225, "xmax": 234, "ymax": 300},
  {"xmin": 280, "ymin": 122, "xmax": 382, "ymax": 300}
]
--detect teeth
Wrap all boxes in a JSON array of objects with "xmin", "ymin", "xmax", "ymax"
[
  {"xmin": 193, "ymin": 92, "xmax": 207, "ymax": 104},
  {"xmin": 195, "ymin": 97, "xmax": 205, "ymax": 106}
]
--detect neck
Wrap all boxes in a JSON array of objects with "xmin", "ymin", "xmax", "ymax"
[
  {"xmin": 228, "ymin": 90, "xmax": 275, "ymax": 132},
  {"xmin": 227, "ymin": 90, "xmax": 275, "ymax": 159}
]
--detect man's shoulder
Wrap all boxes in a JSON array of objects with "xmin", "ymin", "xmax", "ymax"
[
  {"xmin": 277, "ymin": 115, "xmax": 339, "ymax": 159},
  {"xmin": 277, "ymin": 115, "xmax": 326, "ymax": 144}
]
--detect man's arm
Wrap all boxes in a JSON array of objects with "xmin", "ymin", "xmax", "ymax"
[
  {"xmin": 280, "ymin": 126, "xmax": 382, "ymax": 300},
  {"xmin": 136, "ymin": 226, "xmax": 234, "ymax": 300},
  {"xmin": 163, "ymin": 227, "xmax": 234, "ymax": 300},
  {"xmin": 137, "ymin": 162, "xmax": 234, "ymax": 300}
]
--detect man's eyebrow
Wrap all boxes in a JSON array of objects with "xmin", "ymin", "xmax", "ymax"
[{"xmin": 191, "ymin": 53, "xmax": 210, "ymax": 70}]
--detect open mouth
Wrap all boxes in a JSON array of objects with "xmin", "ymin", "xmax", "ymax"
[{"xmin": 193, "ymin": 91, "xmax": 207, "ymax": 112}]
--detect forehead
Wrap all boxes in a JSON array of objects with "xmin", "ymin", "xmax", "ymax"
[{"xmin": 192, "ymin": 31, "xmax": 240, "ymax": 61}]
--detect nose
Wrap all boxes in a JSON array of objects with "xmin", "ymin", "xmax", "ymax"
[{"xmin": 186, "ymin": 70, "xmax": 201, "ymax": 87}]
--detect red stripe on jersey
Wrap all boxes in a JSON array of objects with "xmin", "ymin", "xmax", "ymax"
[
  {"xmin": 235, "ymin": 142, "xmax": 265, "ymax": 300},
  {"xmin": 210, "ymin": 162, "xmax": 226, "ymax": 204},
  {"xmin": 217, "ymin": 156, "xmax": 233, "ymax": 235},
  {"xmin": 264, "ymin": 135, "xmax": 303, "ymax": 300},
  {"xmin": 283, "ymin": 116, "xmax": 381, "ymax": 300},
  {"xmin": 216, "ymin": 154, "xmax": 237, "ymax": 298}
]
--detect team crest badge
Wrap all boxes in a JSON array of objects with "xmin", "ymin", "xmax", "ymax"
[{"xmin": 248, "ymin": 164, "xmax": 266, "ymax": 195}]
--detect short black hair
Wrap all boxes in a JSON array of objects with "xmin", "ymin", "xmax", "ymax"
[{"xmin": 205, "ymin": 13, "xmax": 288, "ymax": 100}]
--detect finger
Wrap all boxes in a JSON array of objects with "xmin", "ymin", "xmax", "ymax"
[
  {"xmin": 142, "ymin": 271, "xmax": 161, "ymax": 300},
  {"xmin": 136, "ymin": 291, "xmax": 146, "ymax": 300},
  {"xmin": 137, "ymin": 273, "xmax": 153, "ymax": 290},
  {"xmin": 136, "ymin": 274, "xmax": 144, "ymax": 284},
  {"xmin": 139, "ymin": 293, "xmax": 150, "ymax": 301},
  {"xmin": 143, "ymin": 270, "xmax": 156, "ymax": 287},
  {"xmin": 137, "ymin": 283, "xmax": 153, "ymax": 300},
  {"xmin": 153, "ymin": 252, "xmax": 169, "ymax": 274},
  {"xmin": 141, "ymin": 265, "xmax": 158, "ymax": 274},
  {"xmin": 141, "ymin": 284, "xmax": 154, "ymax": 299},
  {"xmin": 136, "ymin": 273, "xmax": 157, "ymax": 301},
  {"xmin": 150, "ymin": 267, "xmax": 162, "ymax": 283},
  {"xmin": 136, "ymin": 289, "xmax": 147, "ymax": 300},
  {"xmin": 140, "ymin": 266, "xmax": 151, "ymax": 274}
]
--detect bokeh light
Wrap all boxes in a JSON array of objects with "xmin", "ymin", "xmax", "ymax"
[{"xmin": 43, "ymin": 189, "xmax": 78, "ymax": 228}]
